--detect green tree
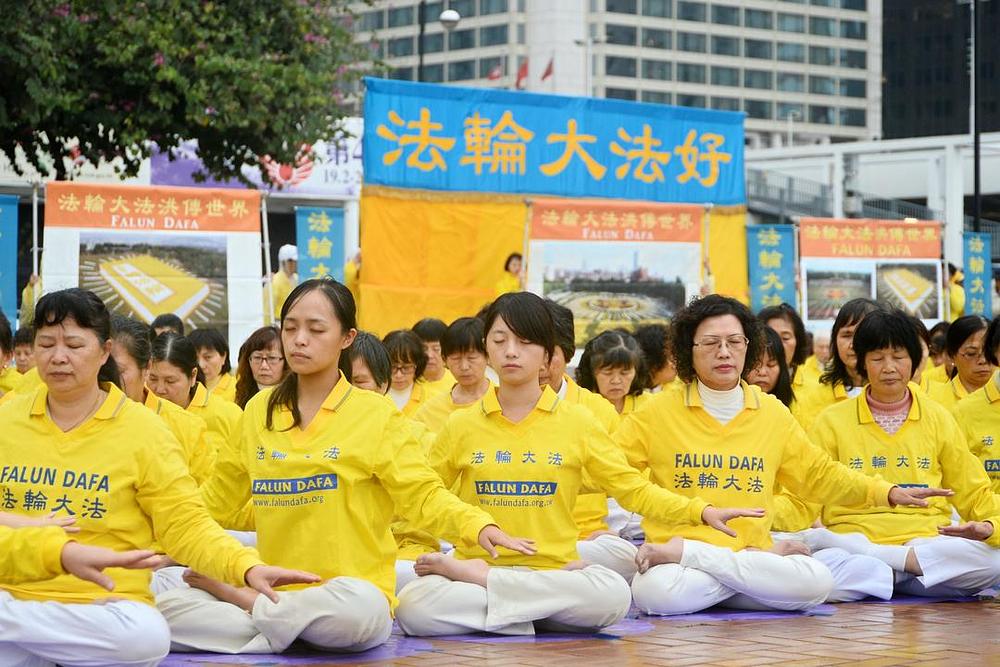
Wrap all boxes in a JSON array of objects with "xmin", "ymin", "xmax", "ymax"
[{"xmin": 0, "ymin": 1, "xmax": 379, "ymax": 184}]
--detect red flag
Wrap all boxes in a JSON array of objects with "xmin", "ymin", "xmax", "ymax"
[
  {"xmin": 487, "ymin": 63, "xmax": 503, "ymax": 80},
  {"xmin": 516, "ymin": 59, "xmax": 528, "ymax": 89},
  {"xmin": 541, "ymin": 57, "xmax": 554, "ymax": 81}
]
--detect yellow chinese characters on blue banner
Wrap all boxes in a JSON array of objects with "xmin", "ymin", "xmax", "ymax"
[
  {"xmin": 747, "ymin": 224, "xmax": 797, "ymax": 311},
  {"xmin": 964, "ymin": 231, "xmax": 992, "ymax": 316},
  {"xmin": 363, "ymin": 77, "xmax": 745, "ymax": 206},
  {"xmin": 295, "ymin": 207, "xmax": 345, "ymax": 282}
]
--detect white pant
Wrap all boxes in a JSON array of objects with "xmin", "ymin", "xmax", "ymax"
[
  {"xmin": 800, "ymin": 528, "xmax": 1000, "ymax": 597},
  {"xmin": 631, "ymin": 539, "xmax": 834, "ymax": 616},
  {"xmin": 605, "ymin": 498, "xmax": 644, "ymax": 541},
  {"xmin": 396, "ymin": 563, "xmax": 631, "ymax": 636},
  {"xmin": 225, "ymin": 530, "xmax": 258, "ymax": 547},
  {"xmin": 576, "ymin": 535, "xmax": 639, "ymax": 581},
  {"xmin": 772, "ymin": 532, "xmax": 894, "ymax": 602},
  {"xmin": 0, "ymin": 592, "xmax": 170, "ymax": 667},
  {"xmin": 156, "ymin": 577, "xmax": 392, "ymax": 654},
  {"xmin": 395, "ymin": 560, "xmax": 419, "ymax": 594},
  {"xmin": 149, "ymin": 565, "xmax": 188, "ymax": 597}
]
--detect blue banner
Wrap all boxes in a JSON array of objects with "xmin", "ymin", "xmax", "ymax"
[
  {"xmin": 0, "ymin": 195, "xmax": 17, "ymax": 322},
  {"xmin": 747, "ymin": 224, "xmax": 797, "ymax": 312},
  {"xmin": 295, "ymin": 207, "xmax": 345, "ymax": 283},
  {"xmin": 363, "ymin": 77, "xmax": 745, "ymax": 205},
  {"xmin": 963, "ymin": 231, "xmax": 992, "ymax": 316}
]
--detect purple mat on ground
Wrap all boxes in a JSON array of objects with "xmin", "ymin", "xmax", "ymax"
[
  {"xmin": 644, "ymin": 604, "xmax": 836, "ymax": 622},
  {"xmin": 430, "ymin": 616, "xmax": 656, "ymax": 644},
  {"xmin": 160, "ymin": 635, "xmax": 434, "ymax": 665},
  {"xmin": 870, "ymin": 594, "xmax": 984, "ymax": 605}
]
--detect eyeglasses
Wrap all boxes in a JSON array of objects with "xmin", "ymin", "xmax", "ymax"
[
  {"xmin": 391, "ymin": 363, "xmax": 417, "ymax": 375},
  {"xmin": 693, "ymin": 335, "xmax": 749, "ymax": 353},
  {"xmin": 249, "ymin": 354, "xmax": 283, "ymax": 366},
  {"xmin": 957, "ymin": 347, "xmax": 986, "ymax": 361}
]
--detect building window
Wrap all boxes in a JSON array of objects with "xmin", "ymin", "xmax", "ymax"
[
  {"xmin": 642, "ymin": 0, "xmax": 672, "ymax": 18},
  {"xmin": 744, "ymin": 39, "xmax": 772, "ymax": 59},
  {"xmin": 643, "ymin": 59, "xmax": 672, "ymax": 80},
  {"xmin": 711, "ymin": 4, "xmax": 740, "ymax": 25},
  {"xmin": 677, "ymin": 62, "xmax": 706, "ymax": 83},
  {"xmin": 809, "ymin": 17, "xmax": 835, "ymax": 37},
  {"xmin": 450, "ymin": 0, "xmax": 475, "ymax": 18},
  {"xmin": 677, "ymin": 32, "xmax": 706, "ymax": 53},
  {"xmin": 776, "ymin": 13, "xmax": 805, "ymax": 33},
  {"xmin": 841, "ymin": 0, "xmax": 866, "ymax": 10},
  {"xmin": 606, "ymin": 56, "xmax": 638, "ymax": 77},
  {"xmin": 423, "ymin": 63, "xmax": 444, "ymax": 83},
  {"xmin": 809, "ymin": 105, "xmax": 835, "ymax": 124},
  {"xmin": 606, "ymin": 24, "xmax": 638, "ymax": 45},
  {"xmin": 809, "ymin": 75, "xmax": 836, "ymax": 95},
  {"xmin": 744, "ymin": 9, "xmax": 772, "ymax": 29},
  {"xmin": 840, "ymin": 20, "xmax": 866, "ymax": 40},
  {"xmin": 809, "ymin": 46, "xmax": 836, "ymax": 66},
  {"xmin": 840, "ymin": 108, "xmax": 866, "ymax": 126},
  {"xmin": 777, "ymin": 72, "xmax": 805, "ymax": 92},
  {"xmin": 360, "ymin": 10, "xmax": 384, "ymax": 31},
  {"xmin": 711, "ymin": 65, "xmax": 740, "ymax": 86},
  {"xmin": 449, "ymin": 29, "xmax": 476, "ymax": 50},
  {"xmin": 744, "ymin": 69, "xmax": 772, "ymax": 90},
  {"xmin": 810, "ymin": 0, "xmax": 835, "ymax": 6},
  {"xmin": 448, "ymin": 60, "xmax": 476, "ymax": 81},
  {"xmin": 712, "ymin": 96, "xmax": 740, "ymax": 111},
  {"xmin": 422, "ymin": 33, "xmax": 444, "ymax": 53},
  {"xmin": 712, "ymin": 35, "xmax": 740, "ymax": 56},
  {"xmin": 744, "ymin": 99, "xmax": 773, "ymax": 119},
  {"xmin": 517, "ymin": 23, "xmax": 525, "ymax": 44},
  {"xmin": 481, "ymin": 0, "xmax": 509, "ymax": 14},
  {"xmin": 840, "ymin": 49, "xmax": 867, "ymax": 69},
  {"xmin": 388, "ymin": 37, "xmax": 414, "ymax": 57},
  {"xmin": 387, "ymin": 7, "xmax": 414, "ymax": 27},
  {"xmin": 390, "ymin": 67, "xmax": 412, "ymax": 81},
  {"xmin": 424, "ymin": 2, "xmax": 444, "ymax": 18},
  {"xmin": 480, "ymin": 57, "xmax": 503, "ymax": 78},
  {"xmin": 642, "ymin": 90, "xmax": 673, "ymax": 104},
  {"xmin": 642, "ymin": 28, "xmax": 671, "ymax": 49},
  {"xmin": 606, "ymin": 0, "xmax": 637, "ymax": 12},
  {"xmin": 777, "ymin": 102, "xmax": 804, "ymax": 120},
  {"xmin": 677, "ymin": 1, "xmax": 706, "ymax": 21},
  {"xmin": 606, "ymin": 87, "xmax": 637, "ymax": 100},
  {"xmin": 776, "ymin": 42, "xmax": 805, "ymax": 62},
  {"xmin": 480, "ymin": 25, "xmax": 508, "ymax": 46},
  {"xmin": 677, "ymin": 93, "xmax": 707, "ymax": 108},
  {"xmin": 840, "ymin": 78, "xmax": 866, "ymax": 97}
]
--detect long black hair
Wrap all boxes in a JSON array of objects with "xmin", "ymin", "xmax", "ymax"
[
  {"xmin": 758, "ymin": 302, "xmax": 808, "ymax": 369},
  {"xmin": 746, "ymin": 326, "xmax": 795, "ymax": 408},
  {"xmin": 34, "ymin": 288, "xmax": 121, "ymax": 388},
  {"xmin": 150, "ymin": 332, "xmax": 205, "ymax": 399},
  {"xmin": 234, "ymin": 326, "xmax": 284, "ymax": 409},
  {"xmin": 266, "ymin": 278, "xmax": 355, "ymax": 430},
  {"xmin": 819, "ymin": 298, "xmax": 881, "ymax": 389}
]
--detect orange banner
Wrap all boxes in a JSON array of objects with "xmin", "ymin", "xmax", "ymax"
[
  {"xmin": 799, "ymin": 218, "xmax": 942, "ymax": 259},
  {"xmin": 530, "ymin": 198, "xmax": 702, "ymax": 243},
  {"xmin": 45, "ymin": 182, "xmax": 260, "ymax": 232}
]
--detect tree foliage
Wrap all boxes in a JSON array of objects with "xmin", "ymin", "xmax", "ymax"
[{"xmin": 0, "ymin": 1, "xmax": 379, "ymax": 184}]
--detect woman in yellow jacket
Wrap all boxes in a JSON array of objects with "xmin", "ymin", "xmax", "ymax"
[
  {"xmin": 0, "ymin": 312, "xmax": 22, "ymax": 395},
  {"xmin": 383, "ymin": 329, "xmax": 430, "ymax": 416},
  {"xmin": 415, "ymin": 317, "xmax": 492, "ymax": 433},
  {"xmin": 494, "ymin": 252, "xmax": 523, "ymax": 298},
  {"xmin": 189, "ymin": 328, "xmax": 238, "ymax": 404},
  {"xmin": 395, "ymin": 292, "xmax": 765, "ymax": 637},
  {"xmin": 413, "ymin": 318, "xmax": 458, "ymax": 398},
  {"xmin": 0, "ymin": 288, "xmax": 316, "ymax": 667},
  {"xmin": 155, "ymin": 279, "xmax": 533, "ymax": 655},
  {"xmin": 614, "ymin": 295, "xmax": 938, "ymax": 616},
  {"xmin": 148, "ymin": 333, "xmax": 243, "ymax": 459},
  {"xmin": 954, "ymin": 317, "xmax": 1000, "ymax": 493},
  {"xmin": 794, "ymin": 308, "xmax": 1000, "ymax": 599},
  {"xmin": 927, "ymin": 315, "xmax": 994, "ymax": 410},
  {"xmin": 576, "ymin": 330, "xmax": 651, "ymax": 416}
]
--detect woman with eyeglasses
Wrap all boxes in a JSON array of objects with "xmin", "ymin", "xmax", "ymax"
[
  {"xmin": 927, "ymin": 315, "xmax": 994, "ymax": 411},
  {"xmin": 955, "ymin": 316, "xmax": 1000, "ymax": 494},
  {"xmin": 383, "ymin": 329, "xmax": 429, "ymax": 417},
  {"xmin": 614, "ymin": 295, "xmax": 943, "ymax": 616},
  {"xmin": 234, "ymin": 326, "xmax": 287, "ymax": 410}
]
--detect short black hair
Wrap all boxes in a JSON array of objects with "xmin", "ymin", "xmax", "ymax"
[
  {"xmin": 820, "ymin": 298, "xmax": 881, "ymax": 389},
  {"xmin": 544, "ymin": 299, "xmax": 575, "ymax": 361},
  {"xmin": 111, "ymin": 315, "xmax": 152, "ymax": 368},
  {"xmin": 758, "ymin": 303, "xmax": 808, "ymax": 368},
  {"xmin": 633, "ymin": 323, "xmax": 670, "ymax": 375},
  {"xmin": 412, "ymin": 318, "xmax": 448, "ymax": 343},
  {"xmin": 745, "ymin": 325, "xmax": 795, "ymax": 408},
  {"xmin": 504, "ymin": 252, "xmax": 522, "ymax": 272},
  {"xmin": 946, "ymin": 315, "xmax": 989, "ymax": 358},
  {"xmin": 13, "ymin": 327, "xmax": 32, "ymax": 347},
  {"xmin": 851, "ymin": 309, "xmax": 923, "ymax": 381},
  {"xmin": 441, "ymin": 317, "xmax": 486, "ymax": 358},
  {"xmin": 383, "ymin": 329, "xmax": 428, "ymax": 380},
  {"xmin": 908, "ymin": 315, "xmax": 930, "ymax": 348},
  {"xmin": 34, "ymin": 288, "xmax": 121, "ymax": 388},
  {"xmin": 187, "ymin": 328, "xmax": 232, "ymax": 374},
  {"xmin": 151, "ymin": 313, "xmax": 184, "ymax": 336},
  {"xmin": 0, "ymin": 311, "xmax": 11, "ymax": 355},
  {"xmin": 348, "ymin": 331, "xmax": 392, "ymax": 392},
  {"xmin": 671, "ymin": 294, "xmax": 765, "ymax": 384},
  {"xmin": 576, "ymin": 329, "xmax": 649, "ymax": 396},
  {"xmin": 482, "ymin": 292, "xmax": 555, "ymax": 360},
  {"xmin": 986, "ymin": 317, "xmax": 1000, "ymax": 366},
  {"xmin": 928, "ymin": 321, "xmax": 949, "ymax": 356}
]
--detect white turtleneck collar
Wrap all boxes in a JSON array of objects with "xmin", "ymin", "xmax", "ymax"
[{"xmin": 696, "ymin": 380, "xmax": 744, "ymax": 426}]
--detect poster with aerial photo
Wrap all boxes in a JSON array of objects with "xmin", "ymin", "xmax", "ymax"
[
  {"xmin": 804, "ymin": 268, "xmax": 873, "ymax": 322},
  {"xmin": 79, "ymin": 231, "xmax": 229, "ymax": 334},
  {"xmin": 876, "ymin": 262, "xmax": 940, "ymax": 319}
]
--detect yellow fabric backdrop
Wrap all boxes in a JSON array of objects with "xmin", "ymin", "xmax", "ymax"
[
  {"xmin": 707, "ymin": 206, "xmax": 750, "ymax": 304},
  {"xmin": 360, "ymin": 190, "xmax": 526, "ymax": 334}
]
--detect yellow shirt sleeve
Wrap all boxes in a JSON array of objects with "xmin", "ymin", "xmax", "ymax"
[
  {"xmin": 934, "ymin": 409, "xmax": 1000, "ymax": 547},
  {"xmin": 0, "ymin": 526, "xmax": 68, "ymax": 585},
  {"xmin": 200, "ymin": 413, "xmax": 254, "ymax": 530}
]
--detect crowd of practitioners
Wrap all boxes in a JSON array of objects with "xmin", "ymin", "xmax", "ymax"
[{"xmin": 0, "ymin": 280, "xmax": 999, "ymax": 666}]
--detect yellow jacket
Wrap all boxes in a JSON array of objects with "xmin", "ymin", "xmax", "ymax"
[
  {"xmin": 0, "ymin": 383, "xmax": 262, "ymax": 604},
  {"xmin": 400, "ymin": 380, "xmax": 431, "ymax": 418},
  {"xmin": 794, "ymin": 380, "xmax": 854, "ymax": 432},
  {"xmin": 0, "ymin": 367, "xmax": 22, "ymax": 395},
  {"xmin": 620, "ymin": 392, "xmax": 651, "ymax": 416},
  {"xmin": 926, "ymin": 375, "xmax": 972, "ymax": 413},
  {"xmin": 209, "ymin": 373, "xmax": 238, "ymax": 404},
  {"xmin": 808, "ymin": 386, "xmax": 1000, "ymax": 546},
  {"xmin": 270, "ymin": 270, "xmax": 297, "ymax": 322},
  {"xmin": 183, "ymin": 382, "xmax": 243, "ymax": 457},
  {"xmin": 614, "ymin": 381, "xmax": 893, "ymax": 551},
  {"xmin": 429, "ymin": 385, "xmax": 709, "ymax": 570},
  {"xmin": 954, "ymin": 373, "xmax": 1000, "ymax": 494},
  {"xmin": 414, "ymin": 384, "xmax": 481, "ymax": 434},
  {"xmin": 200, "ymin": 375, "xmax": 495, "ymax": 608},
  {"xmin": 924, "ymin": 363, "xmax": 950, "ymax": 385},
  {"xmin": 143, "ymin": 390, "xmax": 215, "ymax": 486},
  {"xmin": 0, "ymin": 367, "xmax": 42, "ymax": 406},
  {"xmin": 0, "ymin": 525, "xmax": 69, "ymax": 585},
  {"xmin": 493, "ymin": 272, "xmax": 521, "ymax": 298}
]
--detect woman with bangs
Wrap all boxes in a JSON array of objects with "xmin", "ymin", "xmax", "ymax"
[
  {"xmin": 743, "ymin": 326, "xmax": 796, "ymax": 412},
  {"xmin": 234, "ymin": 326, "xmax": 287, "ymax": 410},
  {"xmin": 415, "ymin": 317, "xmax": 492, "ymax": 433},
  {"xmin": 395, "ymin": 292, "xmax": 763, "ymax": 637},
  {"xmin": 189, "ymin": 328, "xmax": 237, "ymax": 404},
  {"xmin": 792, "ymin": 308, "xmax": 1000, "ymax": 599},
  {"xmin": 383, "ymin": 329, "xmax": 429, "ymax": 416},
  {"xmin": 927, "ymin": 315, "xmax": 995, "ymax": 410},
  {"xmin": 576, "ymin": 330, "xmax": 651, "ymax": 416}
]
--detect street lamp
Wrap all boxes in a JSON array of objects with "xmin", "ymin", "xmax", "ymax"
[
  {"xmin": 573, "ymin": 37, "xmax": 604, "ymax": 97},
  {"xmin": 417, "ymin": 3, "xmax": 462, "ymax": 82}
]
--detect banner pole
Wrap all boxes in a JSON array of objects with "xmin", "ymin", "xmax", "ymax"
[
  {"xmin": 262, "ymin": 194, "xmax": 275, "ymax": 323},
  {"xmin": 31, "ymin": 185, "xmax": 39, "ymax": 275}
]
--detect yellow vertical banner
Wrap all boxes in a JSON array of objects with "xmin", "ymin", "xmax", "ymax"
[{"xmin": 707, "ymin": 206, "xmax": 750, "ymax": 303}]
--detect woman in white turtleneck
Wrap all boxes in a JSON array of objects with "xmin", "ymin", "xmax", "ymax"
[{"xmin": 613, "ymin": 295, "xmax": 944, "ymax": 616}]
